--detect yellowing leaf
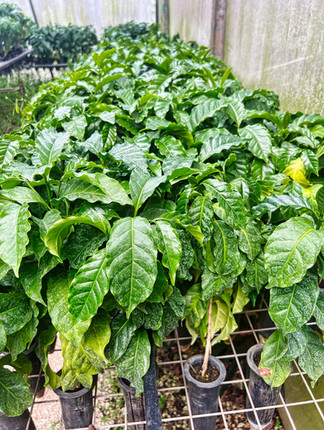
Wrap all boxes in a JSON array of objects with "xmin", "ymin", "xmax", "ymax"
[{"xmin": 283, "ymin": 157, "xmax": 310, "ymax": 187}]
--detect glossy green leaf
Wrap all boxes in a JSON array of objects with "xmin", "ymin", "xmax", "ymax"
[
  {"xmin": 232, "ymin": 283, "xmax": 250, "ymax": 313},
  {"xmin": 156, "ymin": 220, "xmax": 182, "ymax": 286},
  {"xmin": 0, "ymin": 368, "xmax": 33, "ymax": 416},
  {"xmin": 252, "ymin": 194, "xmax": 314, "ymax": 216},
  {"xmin": 225, "ymin": 99, "xmax": 246, "ymax": 128},
  {"xmin": 239, "ymin": 124, "xmax": 273, "ymax": 162},
  {"xmin": 0, "ymin": 292, "xmax": 32, "ymax": 335},
  {"xmin": 47, "ymin": 273, "xmax": 90, "ymax": 342},
  {"xmin": 269, "ymin": 270, "xmax": 319, "ymax": 334},
  {"xmin": 0, "ymin": 136, "xmax": 19, "ymax": 167},
  {"xmin": 115, "ymin": 328, "xmax": 150, "ymax": 394},
  {"xmin": 238, "ymin": 222, "xmax": 262, "ymax": 260},
  {"xmin": 213, "ymin": 220, "xmax": 241, "ymax": 275},
  {"xmin": 63, "ymin": 115, "xmax": 87, "ymax": 140},
  {"xmin": 199, "ymin": 135, "xmax": 244, "ymax": 162},
  {"xmin": 45, "ymin": 215, "xmax": 109, "ymax": 257},
  {"xmin": 0, "ymin": 321, "xmax": 6, "ymax": 353},
  {"xmin": 35, "ymin": 128, "xmax": 69, "ymax": 165},
  {"xmin": 62, "ymin": 224, "xmax": 106, "ymax": 269},
  {"xmin": 204, "ymin": 179, "xmax": 247, "ymax": 226},
  {"xmin": 314, "ymin": 291, "xmax": 324, "ymax": 331},
  {"xmin": 282, "ymin": 326, "xmax": 309, "ymax": 362},
  {"xmin": 109, "ymin": 142, "xmax": 147, "ymax": 170},
  {"xmin": 201, "ymin": 269, "xmax": 234, "ymax": 301},
  {"xmin": 129, "ymin": 168, "xmax": 166, "ymax": 216},
  {"xmin": 190, "ymin": 99, "xmax": 227, "ymax": 131},
  {"xmin": 105, "ymin": 313, "xmax": 136, "ymax": 366},
  {"xmin": 189, "ymin": 195, "xmax": 214, "ymax": 237},
  {"xmin": 82, "ymin": 311, "xmax": 111, "ymax": 365},
  {"xmin": 0, "ymin": 202, "xmax": 31, "ymax": 276},
  {"xmin": 245, "ymin": 252, "xmax": 268, "ymax": 292},
  {"xmin": 69, "ymin": 248, "xmax": 109, "ymax": 323},
  {"xmin": 107, "ymin": 217, "xmax": 157, "ymax": 317},
  {"xmin": 265, "ymin": 216, "xmax": 323, "ymax": 288},
  {"xmin": 0, "ymin": 186, "xmax": 47, "ymax": 207},
  {"xmin": 299, "ymin": 329, "xmax": 324, "ymax": 387}
]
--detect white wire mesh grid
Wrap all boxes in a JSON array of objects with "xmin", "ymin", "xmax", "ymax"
[{"xmin": 24, "ymin": 300, "xmax": 324, "ymax": 430}]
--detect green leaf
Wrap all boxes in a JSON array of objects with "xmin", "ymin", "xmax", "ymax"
[
  {"xmin": 19, "ymin": 254, "xmax": 59, "ymax": 305},
  {"xmin": 265, "ymin": 216, "xmax": 323, "ymax": 288},
  {"xmin": 301, "ymin": 149, "xmax": 319, "ymax": 175},
  {"xmin": 60, "ymin": 173, "xmax": 132, "ymax": 206},
  {"xmin": 233, "ymin": 283, "xmax": 250, "ymax": 313},
  {"xmin": 204, "ymin": 179, "xmax": 247, "ymax": 226},
  {"xmin": 105, "ymin": 313, "xmax": 136, "ymax": 366},
  {"xmin": 35, "ymin": 128, "xmax": 69, "ymax": 165},
  {"xmin": 115, "ymin": 328, "xmax": 150, "ymax": 394},
  {"xmin": 69, "ymin": 248, "xmax": 109, "ymax": 323},
  {"xmin": 0, "ymin": 321, "xmax": 6, "ymax": 353},
  {"xmin": 129, "ymin": 168, "xmax": 166, "ymax": 216},
  {"xmin": 299, "ymin": 329, "xmax": 324, "ymax": 386},
  {"xmin": 0, "ymin": 136, "xmax": 19, "ymax": 167},
  {"xmin": 147, "ymin": 261, "xmax": 169, "ymax": 303},
  {"xmin": 62, "ymin": 224, "xmax": 106, "ymax": 269},
  {"xmin": 201, "ymin": 270, "xmax": 234, "ymax": 301},
  {"xmin": 190, "ymin": 99, "xmax": 227, "ymax": 131},
  {"xmin": 239, "ymin": 124, "xmax": 272, "ymax": 162},
  {"xmin": 143, "ymin": 302, "xmax": 163, "ymax": 330},
  {"xmin": 238, "ymin": 222, "xmax": 262, "ymax": 260},
  {"xmin": 36, "ymin": 324, "xmax": 60, "ymax": 389},
  {"xmin": 109, "ymin": 142, "xmax": 147, "ymax": 170},
  {"xmin": 0, "ymin": 202, "xmax": 31, "ymax": 276},
  {"xmin": 82, "ymin": 311, "xmax": 111, "ymax": 365},
  {"xmin": 6, "ymin": 313, "xmax": 38, "ymax": 361},
  {"xmin": 168, "ymin": 287, "xmax": 185, "ymax": 318},
  {"xmin": 156, "ymin": 220, "xmax": 182, "ymax": 286},
  {"xmin": 314, "ymin": 291, "xmax": 324, "ymax": 331},
  {"xmin": 225, "ymin": 99, "xmax": 246, "ymax": 128},
  {"xmin": 252, "ymin": 194, "xmax": 315, "ymax": 216},
  {"xmin": 0, "ymin": 186, "xmax": 48, "ymax": 207},
  {"xmin": 213, "ymin": 220, "xmax": 241, "ymax": 275},
  {"xmin": 47, "ymin": 273, "xmax": 90, "ymax": 342},
  {"xmin": 62, "ymin": 115, "xmax": 87, "ymax": 140},
  {"xmin": 81, "ymin": 131, "xmax": 103, "ymax": 155},
  {"xmin": 0, "ymin": 368, "xmax": 33, "ymax": 416},
  {"xmin": 0, "ymin": 291, "xmax": 32, "ymax": 335},
  {"xmin": 60, "ymin": 335, "xmax": 98, "ymax": 391},
  {"xmin": 259, "ymin": 330, "xmax": 291, "ymax": 387},
  {"xmin": 107, "ymin": 217, "xmax": 158, "ymax": 317},
  {"xmin": 199, "ymin": 135, "xmax": 244, "ymax": 162},
  {"xmin": 269, "ymin": 270, "xmax": 319, "ymax": 334},
  {"xmin": 282, "ymin": 326, "xmax": 309, "ymax": 362},
  {"xmin": 245, "ymin": 252, "xmax": 268, "ymax": 292},
  {"xmin": 45, "ymin": 215, "xmax": 109, "ymax": 258},
  {"xmin": 189, "ymin": 195, "xmax": 214, "ymax": 237}
]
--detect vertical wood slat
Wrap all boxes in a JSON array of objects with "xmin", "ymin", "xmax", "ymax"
[
  {"xmin": 157, "ymin": 0, "xmax": 169, "ymax": 35},
  {"xmin": 211, "ymin": 0, "xmax": 227, "ymax": 60}
]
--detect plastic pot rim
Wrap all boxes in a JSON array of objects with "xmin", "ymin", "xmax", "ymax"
[
  {"xmin": 54, "ymin": 385, "xmax": 92, "ymax": 399},
  {"xmin": 184, "ymin": 354, "xmax": 226, "ymax": 389},
  {"xmin": 247, "ymin": 343, "xmax": 264, "ymax": 377}
]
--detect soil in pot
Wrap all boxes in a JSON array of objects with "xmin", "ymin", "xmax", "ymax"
[
  {"xmin": 246, "ymin": 344, "xmax": 282, "ymax": 429},
  {"xmin": 184, "ymin": 354, "xmax": 226, "ymax": 430},
  {"xmin": 0, "ymin": 409, "xmax": 36, "ymax": 430}
]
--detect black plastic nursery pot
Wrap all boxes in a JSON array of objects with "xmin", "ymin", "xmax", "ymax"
[
  {"xmin": 54, "ymin": 384, "xmax": 94, "ymax": 429},
  {"xmin": 23, "ymin": 340, "xmax": 45, "ymax": 397},
  {"xmin": 246, "ymin": 343, "xmax": 282, "ymax": 429},
  {"xmin": 184, "ymin": 354, "xmax": 226, "ymax": 430},
  {"xmin": 118, "ymin": 377, "xmax": 146, "ymax": 430},
  {"xmin": 0, "ymin": 409, "xmax": 36, "ymax": 430}
]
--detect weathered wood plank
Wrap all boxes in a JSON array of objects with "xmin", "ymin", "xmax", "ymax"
[{"xmin": 224, "ymin": 0, "xmax": 324, "ymax": 114}]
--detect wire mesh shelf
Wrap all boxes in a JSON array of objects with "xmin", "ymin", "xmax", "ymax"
[{"xmin": 24, "ymin": 298, "xmax": 324, "ymax": 430}]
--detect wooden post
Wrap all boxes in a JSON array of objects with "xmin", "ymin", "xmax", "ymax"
[
  {"xmin": 211, "ymin": 0, "xmax": 227, "ymax": 60},
  {"xmin": 156, "ymin": 0, "xmax": 169, "ymax": 35}
]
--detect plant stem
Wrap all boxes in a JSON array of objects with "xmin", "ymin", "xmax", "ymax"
[{"xmin": 202, "ymin": 298, "xmax": 213, "ymax": 377}]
